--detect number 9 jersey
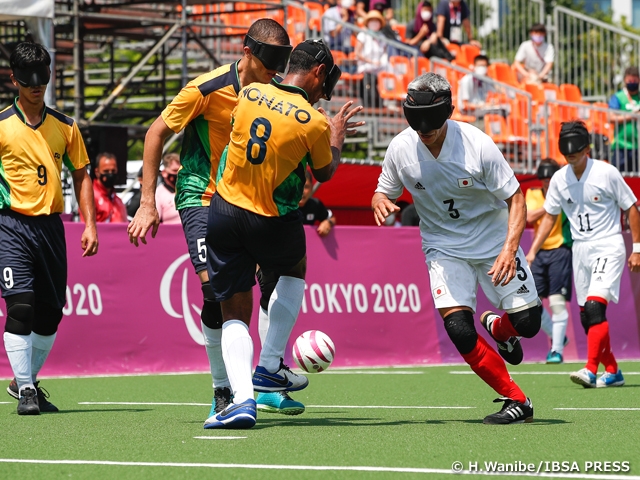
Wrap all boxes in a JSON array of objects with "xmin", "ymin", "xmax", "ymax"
[
  {"xmin": 0, "ymin": 100, "xmax": 89, "ymax": 216},
  {"xmin": 215, "ymin": 81, "xmax": 332, "ymax": 217}
]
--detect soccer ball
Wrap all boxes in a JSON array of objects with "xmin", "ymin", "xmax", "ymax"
[{"xmin": 292, "ymin": 330, "xmax": 335, "ymax": 373}]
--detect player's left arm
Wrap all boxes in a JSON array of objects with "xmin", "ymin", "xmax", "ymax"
[
  {"xmin": 626, "ymin": 204, "xmax": 640, "ymax": 272},
  {"xmin": 488, "ymin": 187, "xmax": 526, "ymax": 286},
  {"xmin": 71, "ymin": 167, "xmax": 98, "ymax": 257}
]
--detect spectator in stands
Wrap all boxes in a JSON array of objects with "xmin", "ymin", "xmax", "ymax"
[
  {"xmin": 406, "ymin": 1, "xmax": 440, "ymax": 57},
  {"xmin": 608, "ymin": 66, "xmax": 640, "ymax": 172},
  {"xmin": 156, "ymin": 153, "xmax": 181, "ymax": 224},
  {"xmin": 513, "ymin": 24, "xmax": 554, "ymax": 85},
  {"xmin": 126, "ymin": 167, "xmax": 143, "ymax": 218},
  {"xmin": 322, "ymin": 0, "xmax": 356, "ymax": 53},
  {"xmin": 299, "ymin": 170, "xmax": 336, "ymax": 237},
  {"xmin": 90, "ymin": 152, "xmax": 127, "ymax": 223},
  {"xmin": 458, "ymin": 54, "xmax": 493, "ymax": 117},
  {"xmin": 370, "ymin": 0, "xmax": 394, "ymax": 25},
  {"xmin": 435, "ymin": 0, "xmax": 481, "ymax": 48},
  {"xmin": 355, "ymin": 10, "xmax": 388, "ymax": 107}
]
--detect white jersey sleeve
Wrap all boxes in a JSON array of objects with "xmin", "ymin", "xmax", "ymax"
[
  {"xmin": 376, "ymin": 141, "xmax": 405, "ymax": 200},
  {"xmin": 480, "ymin": 134, "xmax": 520, "ymax": 201},
  {"xmin": 543, "ymin": 171, "xmax": 563, "ymax": 215},
  {"xmin": 608, "ymin": 165, "xmax": 637, "ymax": 211}
]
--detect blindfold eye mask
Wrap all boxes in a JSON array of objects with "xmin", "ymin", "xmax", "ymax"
[
  {"xmin": 403, "ymin": 89, "xmax": 453, "ymax": 133},
  {"xmin": 244, "ymin": 35, "xmax": 293, "ymax": 74},
  {"xmin": 13, "ymin": 64, "xmax": 50, "ymax": 88}
]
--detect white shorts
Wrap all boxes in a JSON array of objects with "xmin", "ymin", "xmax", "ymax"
[
  {"xmin": 573, "ymin": 236, "xmax": 626, "ymax": 305},
  {"xmin": 426, "ymin": 247, "xmax": 539, "ymax": 313}
]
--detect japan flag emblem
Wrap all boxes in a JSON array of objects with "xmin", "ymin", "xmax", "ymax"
[
  {"xmin": 458, "ymin": 177, "xmax": 474, "ymax": 188},
  {"xmin": 591, "ymin": 195, "xmax": 601, "ymax": 202},
  {"xmin": 433, "ymin": 285, "xmax": 447, "ymax": 298}
]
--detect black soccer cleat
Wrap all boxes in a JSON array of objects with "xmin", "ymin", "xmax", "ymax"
[
  {"xmin": 480, "ymin": 311, "xmax": 524, "ymax": 365},
  {"xmin": 17, "ymin": 387, "xmax": 40, "ymax": 416},
  {"xmin": 8, "ymin": 378, "xmax": 58, "ymax": 413},
  {"xmin": 483, "ymin": 397, "xmax": 533, "ymax": 425}
]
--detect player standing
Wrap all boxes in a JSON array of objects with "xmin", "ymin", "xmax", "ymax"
[
  {"xmin": 527, "ymin": 121, "xmax": 640, "ymax": 388},
  {"xmin": 203, "ymin": 39, "xmax": 362, "ymax": 429},
  {"xmin": 525, "ymin": 159, "xmax": 572, "ymax": 363},
  {"xmin": 126, "ymin": 20, "xmax": 302, "ymax": 416},
  {"xmin": 1, "ymin": 42, "xmax": 98, "ymax": 415},
  {"xmin": 372, "ymin": 72, "xmax": 541, "ymax": 424}
]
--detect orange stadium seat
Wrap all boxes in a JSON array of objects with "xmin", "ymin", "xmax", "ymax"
[
  {"xmin": 487, "ymin": 63, "xmax": 520, "ymax": 88},
  {"xmin": 560, "ymin": 83, "xmax": 583, "ymax": 103},
  {"xmin": 392, "ymin": 24, "xmax": 407, "ymax": 42},
  {"xmin": 446, "ymin": 43, "xmax": 461, "ymax": 60},
  {"xmin": 417, "ymin": 57, "xmax": 430, "ymax": 75},
  {"xmin": 484, "ymin": 113, "xmax": 527, "ymax": 146},
  {"xmin": 389, "ymin": 56, "xmax": 414, "ymax": 83},
  {"xmin": 588, "ymin": 102, "xmax": 614, "ymax": 140},
  {"xmin": 377, "ymin": 72, "xmax": 406, "ymax": 101},
  {"xmin": 460, "ymin": 44, "xmax": 480, "ymax": 66},
  {"xmin": 542, "ymin": 83, "xmax": 562, "ymax": 101}
]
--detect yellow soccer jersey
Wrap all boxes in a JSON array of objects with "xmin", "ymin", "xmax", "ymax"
[
  {"xmin": 161, "ymin": 62, "xmax": 241, "ymax": 210},
  {"xmin": 0, "ymin": 99, "xmax": 89, "ymax": 216},
  {"xmin": 216, "ymin": 82, "xmax": 332, "ymax": 217},
  {"xmin": 526, "ymin": 187, "xmax": 572, "ymax": 250}
]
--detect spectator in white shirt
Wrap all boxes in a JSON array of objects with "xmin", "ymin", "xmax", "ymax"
[
  {"xmin": 322, "ymin": 0, "xmax": 356, "ymax": 53},
  {"xmin": 458, "ymin": 54, "xmax": 494, "ymax": 116},
  {"xmin": 514, "ymin": 24, "xmax": 555, "ymax": 85}
]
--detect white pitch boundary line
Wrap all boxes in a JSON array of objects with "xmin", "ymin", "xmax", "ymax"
[
  {"xmin": 193, "ymin": 436, "xmax": 246, "ymax": 440},
  {"xmin": 0, "ymin": 459, "xmax": 638, "ymax": 479},
  {"xmin": 555, "ymin": 407, "xmax": 640, "ymax": 411},
  {"xmin": 322, "ymin": 371, "xmax": 423, "ymax": 375},
  {"xmin": 449, "ymin": 371, "xmax": 640, "ymax": 375},
  {"xmin": 77, "ymin": 402, "xmax": 475, "ymax": 409}
]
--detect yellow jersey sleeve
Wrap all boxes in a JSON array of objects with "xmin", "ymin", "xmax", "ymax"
[
  {"xmin": 63, "ymin": 121, "xmax": 90, "ymax": 172},
  {"xmin": 161, "ymin": 82, "xmax": 209, "ymax": 134},
  {"xmin": 307, "ymin": 122, "xmax": 332, "ymax": 171}
]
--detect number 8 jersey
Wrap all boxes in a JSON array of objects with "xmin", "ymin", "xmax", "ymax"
[
  {"xmin": 216, "ymin": 81, "xmax": 332, "ymax": 217},
  {"xmin": 544, "ymin": 158, "xmax": 637, "ymax": 242}
]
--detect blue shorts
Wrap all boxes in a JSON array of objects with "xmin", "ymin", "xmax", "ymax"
[
  {"xmin": 531, "ymin": 245, "xmax": 573, "ymax": 300},
  {"xmin": 0, "ymin": 210, "xmax": 67, "ymax": 309},
  {"xmin": 206, "ymin": 193, "xmax": 306, "ymax": 302},
  {"xmin": 179, "ymin": 206, "xmax": 208, "ymax": 274}
]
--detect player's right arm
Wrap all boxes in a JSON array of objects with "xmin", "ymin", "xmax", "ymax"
[
  {"xmin": 127, "ymin": 116, "xmax": 174, "ymax": 246},
  {"xmin": 372, "ymin": 140, "xmax": 402, "ymax": 226},
  {"xmin": 72, "ymin": 168, "xmax": 99, "ymax": 257}
]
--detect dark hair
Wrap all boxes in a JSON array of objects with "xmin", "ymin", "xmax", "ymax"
[
  {"xmin": 624, "ymin": 66, "xmax": 640, "ymax": 78},
  {"xmin": 421, "ymin": 1, "xmax": 432, "ymax": 8},
  {"xmin": 9, "ymin": 42, "xmax": 51, "ymax": 70},
  {"xmin": 474, "ymin": 54, "xmax": 489, "ymax": 64},
  {"xmin": 96, "ymin": 152, "xmax": 117, "ymax": 169},
  {"xmin": 529, "ymin": 23, "xmax": 546, "ymax": 34},
  {"xmin": 246, "ymin": 19, "xmax": 290, "ymax": 45},
  {"xmin": 288, "ymin": 42, "xmax": 334, "ymax": 75},
  {"xmin": 559, "ymin": 120, "xmax": 589, "ymax": 137}
]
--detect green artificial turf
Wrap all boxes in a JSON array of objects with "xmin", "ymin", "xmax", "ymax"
[{"xmin": 0, "ymin": 362, "xmax": 639, "ymax": 479}]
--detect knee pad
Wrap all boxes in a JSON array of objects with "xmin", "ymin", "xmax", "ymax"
[
  {"xmin": 201, "ymin": 282, "xmax": 223, "ymax": 329},
  {"xmin": 443, "ymin": 310, "xmax": 477, "ymax": 355},
  {"xmin": 548, "ymin": 294, "xmax": 567, "ymax": 317},
  {"xmin": 32, "ymin": 301, "xmax": 63, "ymax": 336},
  {"xmin": 581, "ymin": 299, "xmax": 607, "ymax": 334},
  {"xmin": 506, "ymin": 301, "xmax": 541, "ymax": 338},
  {"xmin": 256, "ymin": 268, "xmax": 278, "ymax": 312},
  {"xmin": 4, "ymin": 292, "xmax": 35, "ymax": 336}
]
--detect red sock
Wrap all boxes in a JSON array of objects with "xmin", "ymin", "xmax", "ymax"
[
  {"xmin": 585, "ymin": 296, "xmax": 611, "ymax": 374},
  {"xmin": 461, "ymin": 335, "xmax": 526, "ymax": 403},
  {"xmin": 490, "ymin": 312, "xmax": 519, "ymax": 342},
  {"xmin": 599, "ymin": 323, "xmax": 618, "ymax": 373}
]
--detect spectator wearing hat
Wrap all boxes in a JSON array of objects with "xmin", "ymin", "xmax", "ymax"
[{"xmin": 355, "ymin": 10, "xmax": 389, "ymax": 107}]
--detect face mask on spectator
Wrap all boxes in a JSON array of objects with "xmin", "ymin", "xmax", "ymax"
[
  {"xmin": 421, "ymin": 10, "xmax": 432, "ymax": 21},
  {"xmin": 100, "ymin": 173, "xmax": 117, "ymax": 189},
  {"xmin": 626, "ymin": 82, "xmax": 640, "ymax": 93},
  {"xmin": 475, "ymin": 65, "xmax": 487, "ymax": 76},
  {"xmin": 531, "ymin": 34, "xmax": 545, "ymax": 44},
  {"xmin": 341, "ymin": 0, "xmax": 354, "ymax": 9},
  {"xmin": 368, "ymin": 20, "xmax": 381, "ymax": 31},
  {"xmin": 165, "ymin": 174, "xmax": 177, "ymax": 187}
]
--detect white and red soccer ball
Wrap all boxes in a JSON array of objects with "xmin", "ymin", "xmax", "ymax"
[{"xmin": 292, "ymin": 330, "xmax": 335, "ymax": 373}]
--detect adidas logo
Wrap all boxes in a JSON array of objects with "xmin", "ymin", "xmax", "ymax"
[
  {"xmin": 595, "ymin": 276, "xmax": 603, "ymax": 282},
  {"xmin": 415, "ymin": 182, "xmax": 425, "ymax": 190},
  {"xmin": 516, "ymin": 285, "xmax": 530, "ymax": 295},
  {"xmin": 567, "ymin": 198, "xmax": 574, "ymax": 204}
]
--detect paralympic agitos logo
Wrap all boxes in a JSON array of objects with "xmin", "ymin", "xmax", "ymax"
[{"xmin": 159, "ymin": 254, "xmax": 204, "ymax": 346}]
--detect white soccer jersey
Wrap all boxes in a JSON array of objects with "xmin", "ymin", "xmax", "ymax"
[
  {"xmin": 376, "ymin": 120, "xmax": 520, "ymax": 259},
  {"xmin": 544, "ymin": 158, "xmax": 636, "ymax": 242}
]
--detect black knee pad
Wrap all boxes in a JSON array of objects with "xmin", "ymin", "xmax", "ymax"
[
  {"xmin": 443, "ymin": 310, "xmax": 477, "ymax": 355},
  {"xmin": 581, "ymin": 300, "xmax": 607, "ymax": 334},
  {"xmin": 4, "ymin": 292, "xmax": 35, "ymax": 336},
  {"xmin": 256, "ymin": 268, "xmax": 278, "ymax": 311},
  {"xmin": 507, "ymin": 305, "xmax": 541, "ymax": 338},
  {"xmin": 201, "ymin": 282, "xmax": 223, "ymax": 329},
  {"xmin": 32, "ymin": 301, "xmax": 64, "ymax": 336}
]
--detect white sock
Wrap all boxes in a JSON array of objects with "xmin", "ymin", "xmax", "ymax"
[
  {"xmin": 258, "ymin": 276, "xmax": 305, "ymax": 373},
  {"xmin": 258, "ymin": 307, "xmax": 269, "ymax": 347},
  {"xmin": 551, "ymin": 310, "xmax": 569, "ymax": 354},
  {"xmin": 540, "ymin": 307, "xmax": 553, "ymax": 338},
  {"xmin": 221, "ymin": 320, "xmax": 254, "ymax": 404},
  {"xmin": 4, "ymin": 332, "xmax": 34, "ymax": 392},
  {"xmin": 31, "ymin": 332, "xmax": 56, "ymax": 383},
  {"xmin": 201, "ymin": 322, "xmax": 230, "ymax": 389}
]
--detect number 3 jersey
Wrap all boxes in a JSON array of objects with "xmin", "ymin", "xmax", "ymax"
[
  {"xmin": 376, "ymin": 120, "xmax": 520, "ymax": 259},
  {"xmin": 544, "ymin": 157, "xmax": 636, "ymax": 242},
  {"xmin": 216, "ymin": 81, "xmax": 332, "ymax": 217},
  {"xmin": 0, "ymin": 99, "xmax": 89, "ymax": 216}
]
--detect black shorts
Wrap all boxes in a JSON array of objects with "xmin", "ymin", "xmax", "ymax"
[
  {"xmin": 206, "ymin": 193, "xmax": 306, "ymax": 302},
  {"xmin": 531, "ymin": 245, "xmax": 573, "ymax": 300},
  {"xmin": 179, "ymin": 206, "xmax": 209, "ymax": 274},
  {"xmin": 0, "ymin": 210, "xmax": 67, "ymax": 309}
]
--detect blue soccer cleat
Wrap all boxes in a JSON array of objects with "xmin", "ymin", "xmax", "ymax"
[
  {"xmin": 597, "ymin": 369, "xmax": 625, "ymax": 388},
  {"xmin": 203, "ymin": 398, "xmax": 257, "ymax": 429},
  {"xmin": 546, "ymin": 351, "xmax": 563, "ymax": 364},
  {"xmin": 570, "ymin": 368, "xmax": 597, "ymax": 388},
  {"xmin": 252, "ymin": 358, "xmax": 309, "ymax": 393},
  {"xmin": 256, "ymin": 391, "xmax": 305, "ymax": 416}
]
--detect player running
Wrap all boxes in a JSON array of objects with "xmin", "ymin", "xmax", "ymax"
[
  {"xmin": 1, "ymin": 42, "xmax": 98, "ymax": 415},
  {"xmin": 372, "ymin": 72, "xmax": 541, "ymax": 425},
  {"xmin": 527, "ymin": 121, "xmax": 640, "ymax": 388},
  {"xmin": 525, "ymin": 159, "xmax": 572, "ymax": 363},
  {"xmin": 203, "ymin": 39, "xmax": 362, "ymax": 429},
  {"xmin": 127, "ymin": 20, "xmax": 303, "ymax": 416}
]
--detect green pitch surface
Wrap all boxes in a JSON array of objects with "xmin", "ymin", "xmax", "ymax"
[{"xmin": 1, "ymin": 362, "xmax": 640, "ymax": 479}]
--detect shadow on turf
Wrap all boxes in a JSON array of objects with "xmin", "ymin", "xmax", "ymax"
[
  {"xmin": 52, "ymin": 408, "xmax": 153, "ymax": 414},
  {"xmin": 188, "ymin": 417, "xmax": 427, "ymax": 428},
  {"xmin": 424, "ymin": 418, "xmax": 569, "ymax": 425}
]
